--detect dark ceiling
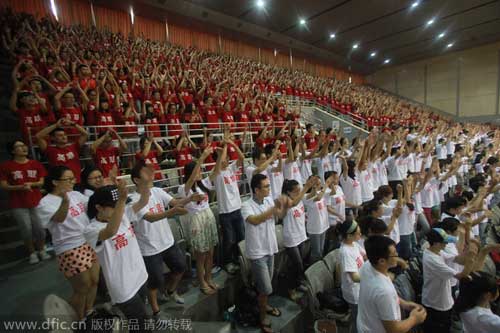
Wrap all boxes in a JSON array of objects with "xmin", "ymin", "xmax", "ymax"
[{"xmin": 93, "ymin": 0, "xmax": 500, "ymax": 74}]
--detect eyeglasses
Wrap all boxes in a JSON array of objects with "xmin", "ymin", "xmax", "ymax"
[
  {"xmin": 88, "ymin": 175, "xmax": 103, "ymax": 181},
  {"xmin": 58, "ymin": 177, "xmax": 76, "ymax": 183}
]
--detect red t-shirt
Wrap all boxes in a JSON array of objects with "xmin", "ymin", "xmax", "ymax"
[
  {"xmin": 304, "ymin": 133, "xmax": 318, "ymax": 151},
  {"xmin": 94, "ymin": 146, "xmax": 120, "ymax": 178},
  {"xmin": 135, "ymin": 150, "xmax": 163, "ymax": 180},
  {"xmin": 123, "ymin": 116, "xmax": 138, "ymax": 137},
  {"xmin": 44, "ymin": 143, "xmax": 81, "ymax": 182},
  {"xmin": 0, "ymin": 160, "xmax": 46, "ymax": 208},
  {"xmin": 204, "ymin": 107, "xmax": 219, "ymax": 129},
  {"xmin": 166, "ymin": 113, "xmax": 183, "ymax": 137},
  {"xmin": 17, "ymin": 107, "xmax": 47, "ymax": 144},
  {"xmin": 175, "ymin": 147, "xmax": 193, "ymax": 169},
  {"xmin": 227, "ymin": 140, "xmax": 241, "ymax": 161},
  {"xmin": 145, "ymin": 117, "xmax": 161, "ymax": 138},
  {"xmin": 96, "ymin": 111, "xmax": 115, "ymax": 134}
]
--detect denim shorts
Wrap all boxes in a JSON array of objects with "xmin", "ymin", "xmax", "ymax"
[
  {"xmin": 250, "ymin": 255, "xmax": 274, "ymax": 295},
  {"xmin": 143, "ymin": 244, "xmax": 186, "ymax": 290}
]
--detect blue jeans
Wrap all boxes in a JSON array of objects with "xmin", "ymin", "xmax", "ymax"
[
  {"xmin": 309, "ymin": 231, "xmax": 327, "ymax": 264},
  {"xmin": 250, "ymin": 255, "xmax": 274, "ymax": 295},
  {"xmin": 397, "ymin": 233, "xmax": 415, "ymax": 260},
  {"xmin": 219, "ymin": 209, "xmax": 245, "ymax": 265}
]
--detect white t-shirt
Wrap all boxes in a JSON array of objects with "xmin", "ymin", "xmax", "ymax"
[
  {"xmin": 300, "ymin": 158, "xmax": 313, "ymax": 182},
  {"xmin": 357, "ymin": 169, "xmax": 374, "ymax": 203},
  {"xmin": 303, "ymin": 196, "xmax": 329, "ymax": 235},
  {"xmin": 327, "ymin": 186, "xmax": 346, "ymax": 226},
  {"xmin": 330, "ymin": 153, "xmax": 342, "ymax": 175},
  {"xmin": 245, "ymin": 164, "xmax": 268, "ymax": 189},
  {"xmin": 84, "ymin": 206, "xmax": 148, "ymax": 304},
  {"xmin": 386, "ymin": 155, "xmax": 409, "ymax": 181},
  {"xmin": 340, "ymin": 242, "xmax": 364, "ymax": 305},
  {"xmin": 36, "ymin": 191, "xmax": 89, "ymax": 255},
  {"xmin": 357, "ymin": 262, "xmax": 401, "ymax": 333},
  {"xmin": 377, "ymin": 159, "xmax": 388, "ymax": 186},
  {"xmin": 177, "ymin": 178, "xmax": 210, "ymax": 214},
  {"xmin": 461, "ymin": 306, "xmax": 500, "ymax": 333},
  {"xmin": 283, "ymin": 159, "xmax": 303, "ymax": 185},
  {"xmin": 436, "ymin": 143, "xmax": 448, "ymax": 160},
  {"xmin": 282, "ymin": 201, "xmax": 307, "ymax": 248},
  {"xmin": 340, "ymin": 174, "xmax": 362, "ymax": 206},
  {"xmin": 129, "ymin": 187, "xmax": 174, "ymax": 256},
  {"xmin": 422, "ymin": 249, "xmax": 457, "ymax": 311},
  {"xmin": 398, "ymin": 205, "xmax": 416, "ymax": 236},
  {"xmin": 442, "ymin": 243, "xmax": 462, "ymax": 287},
  {"xmin": 83, "ymin": 189, "xmax": 94, "ymax": 197},
  {"xmin": 420, "ymin": 178, "xmax": 441, "ymax": 208},
  {"xmin": 241, "ymin": 197, "xmax": 278, "ymax": 260},
  {"xmin": 382, "ymin": 200, "xmax": 400, "ymax": 244},
  {"xmin": 314, "ymin": 155, "xmax": 333, "ymax": 184},
  {"xmin": 205, "ymin": 161, "xmax": 241, "ymax": 214},
  {"xmin": 369, "ymin": 161, "xmax": 380, "ymax": 190},
  {"xmin": 267, "ymin": 162, "xmax": 284, "ymax": 200}
]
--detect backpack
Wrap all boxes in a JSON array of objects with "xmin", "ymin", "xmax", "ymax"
[
  {"xmin": 234, "ymin": 287, "xmax": 260, "ymax": 327},
  {"xmin": 317, "ymin": 288, "xmax": 349, "ymax": 314}
]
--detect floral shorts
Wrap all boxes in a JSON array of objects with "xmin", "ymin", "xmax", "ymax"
[
  {"xmin": 190, "ymin": 208, "xmax": 219, "ymax": 253},
  {"xmin": 57, "ymin": 243, "xmax": 97, "ymax": 278}
]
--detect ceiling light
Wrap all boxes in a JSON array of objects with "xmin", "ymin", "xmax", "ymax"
[
  {"xmin": 411, "ymin": 1, "xmax": 420, "ymax": 9},
  {"xmin": 256, "ymin": 0, "xmax": 265, "ymax": 8},
  {"xmin": 352, "ymin": 43, "xmax": 359, "ymax": 49},
  {"xmin": 299, "ymin": 19, "xmax": 306, "ymax": 25},
  {"xmin": 384, "ymin": 59, "xmax": 391, "ymax": 64},
  {"xmin": 370, "ymin": 52, "xmax": 377, "ymax": 57},
  {"xmin": 437, "ymin": 32, "xmax": 445, "ymax": 39},
  {"xmin": 446, "ymin": 43, "xmax": 454, "ymax": 48},
  {"xmin": 329, "ymin": 33, "xmax": 336, "ymax": 39},
  {"xmin": 426, "ymin": 18, "xmax": 435, "ymax": 26}
]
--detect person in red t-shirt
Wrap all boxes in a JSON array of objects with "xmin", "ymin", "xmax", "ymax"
[
  {"xmin": 136, "ymin": 134, "xmax": 165, "ymax": 182},
  {"xmin": 166, "ymin": 103, "xmax": 183, "ymax": 138},
  {"xmin": 10, "ymin": 88, "xmax": 48, "ymax": 145},
  {"xmin": 174, "ymin": 132, "xmax": 198, "ymax": 176},
  {"xmin": 55, "ymin": 83, "xmax": 89, "ymax": 139},
  {"xmin": 0, "ymin": 140, "xmax": 50, "ymax": 264},
  {"xmin": 304, "ymin": 123, "xmax": 318, "ymax": 151},
  {"xmin": 35, "ymin": 118, "xmax": 88, "ymax": 183},
  {"xmin": 91, "ymin": 128, "xmax": 128, "ymax": 178}
]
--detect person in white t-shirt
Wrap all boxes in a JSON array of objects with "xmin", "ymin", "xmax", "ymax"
[
  {"xmin": 385, "ymin": 143, "xmax": 409, "ymax": 197},
  {"xmin": 357, "ymin": 235, "xmax": 427, "ymax": 333},
  {"xmin": 84, "ymin": 179, "xmax": 150, "ymax": 327},
  {"xmin": 242, "ymin": 173, "xmax": 287, "ymax": 333},
  {"xmin": 455, "ymin": 271, "xmax": 500, "ymax": 333},
  {"xmin": 325, "ymin": 171, "xmax": 346, "ymax": 226},
  {"xmin": 264, "ymin": 143, "xmax": 284, "ymax": 200},
  {"xmin": 281, "ymin": 177, "xmax": 315, "ymax": 301},
  {"xmin": 36, "ymin": 166, "xmax": 99, "ymax": 320},
  {"xmin": 245, "ymin": 147, "xmax": 277, "ymax": 195},
  {"xmin": 178, "ymin": 147, "xmax": 219, "ymax": 295},
  {"xmin": 304, "ymin": 175, "xmax": 332, "ymax": 263},
  {"xmin": 338, "ymin": 219, "xmax": 364, "ymax": 333},
  {"xmin": 129, "ymin": 163, "xmax": 198, "ymax": 315},
  {"xmin": 339, "ymin": 157, "xmax": 362, "ymax": 217},
  {"xmin": 422, "ymin": 228, "xmax": 477, "ymax": 333},
  {"xmin": 283, "ymin": 136, "xmax": 303, "ymax": 185},
  {"xmin": 203, "ymin": 138, "xmax": 245, "ymax": 275}
]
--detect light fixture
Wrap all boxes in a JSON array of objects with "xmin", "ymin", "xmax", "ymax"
[
  {"xmin": 384, "ymin": 59, "xmax": 391, "ymax": 64},
  {"xmin": 299, "ymin": 18, "xmax": 306, "ymax": 25},
  {"xmin": 437, "ymin": 32, "xmax": 445, "ymax": 39},
  {"xmin": 426, "ymin": 18, "xmax": 435, "ymax": 26},
  {"xmin": 411, "ymin": 1, "xmax": 420, "ymax": 9},
  {"xmin": 352, "ymin": 43, "xmax": 359, "ymax": 50},
  {"xmin": 370, "ymin": 51, "xmax": 377, "ymax": 57},
  {"xmin": 446, "ymin": 43, "xmax": 454, "ymax": 48},
  {"xmin": 50, "ymin": 0, "xmax": 58, "ymax": 21},
  {"xmin": 329, "ymin": 33, "xmax": 336, "ymax": 39},
  {"xmin": 129, "ymin": 6, "xmax": 135, "ymax": 25},
  {"xmin": 256, "ymin": 0, "xmax": 265, "ymax": 8}
]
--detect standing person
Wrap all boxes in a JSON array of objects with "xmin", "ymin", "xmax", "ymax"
[
  {"xmin": 84, "ymin": 180, "xmax": 151, "ymax": 329},
  {"xmin": 264, "ymin": 143, "xmax": 284, "ymax": 200},
  {"xmin": 91, "ymin": 129, "xmax": 128, "ymax": 178},
  {"xmin": 36, "ymin": 166, "xmax": 99, "ymax": 320},
  {"xmin": 385, "ymin": 143, "xmax": 409, "ymax": 197},
  {"xmin": 339, "ymin": 157, "xmax": 362, "ymax": 218},
  {"xmin": 0, "ymin": 140, "xmax": 49, "ymax": 264},
  {"xmin": 79, "ymin": 167, "xmax": 105, "ymax": 197},
  {"xmin": 242, "ymin": 174, "xmax": 287, "ymax": 333},
  {"xmin": 455, "ymin": 271, "xmax": 500, "ymax": 333},
  {"xmin": 281, "ymin": 178, "xmax": 315, "ymax": 301},
  {"xmin": 304, "ymin": 175, "xmax": 332, "ymax": 263},
  {"xmin": 129, "ymin": 163, "xmax": 199, "ymax": 316},
  {"xmin": 203, "ymin": 138, "xmax": 246, "ymax": 274},
  {"xmin": 338, "ymin": 219, "xmax": 364, "ymax": 333},
  {"xmin": 421, "ymin": 228, "xmax": 477, "ymax": 333},
  {"xmin": 178, "ymin": 147, "xmax": 219, "ymax": 295},
  {"xmin": 357, "ymin": 235, "xmax": 427, "ymax": 333},
  {"xmin": 35, "ymin": 118, "xmax": 88, "ymax": 183}
]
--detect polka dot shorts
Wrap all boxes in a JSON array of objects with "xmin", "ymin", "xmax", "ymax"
[{"xmin": 57, "ymin": 243, "xmax": 97, "ymax": 278}]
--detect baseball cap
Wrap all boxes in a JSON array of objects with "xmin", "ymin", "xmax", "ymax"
[
  {"xmin": 430, "ymin": 228, "xmax": 457, "ymax": 244},
  {"xmin": 87, "ymin": 185, "xmax": 125, "ymax": 219}
]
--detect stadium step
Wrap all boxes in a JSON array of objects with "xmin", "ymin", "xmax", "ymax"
[
  {"xmin": 191, "ymin": 321, "xmax": 231, "ymax": 333},
  {"xmin": 0, "ymin": 240, "xmax": 28, "ymax": 266},
  {"xmin": 0, "ymin": 225, "xmax": 21, "ymax": 244}
]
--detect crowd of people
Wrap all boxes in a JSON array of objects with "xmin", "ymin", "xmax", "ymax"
[{"xmin": 1, "ymin": 8, "xmax": 500, "ymax": 333}]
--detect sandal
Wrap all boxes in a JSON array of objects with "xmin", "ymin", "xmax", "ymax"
[
  {"xmin": 208, "ymin": 281, "xmax": 219, "ymax": 290},
  {"xmin": 266, "ymin": 307, "xmax": 281, "ymax": 317},
  {"xmin": 260, "ymin": 321, "xmax": 273, "ymax": 333},
  {"xmin": 200, "ymin": 286, "xmax": 216, "ymax": 295}
]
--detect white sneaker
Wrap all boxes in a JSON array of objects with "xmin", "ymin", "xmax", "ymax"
[
  {"xmin": 29, "ymin": 253, "xmax": 40, "ymax": 265},
  {"xmin": 39, "ymin": 251, "xmax": 51, "ymax": 261},
  {"xmin": 225, "ymin": 263, "xmax": 239, "ymax": 274},
  {"xmin": 168, "ymin": 291, "xmax": 185, "ymax": 304}
]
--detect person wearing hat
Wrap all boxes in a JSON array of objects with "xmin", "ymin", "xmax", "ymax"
[
  {"xmin": 337, "ymin": 218, "xmax": 364, "ymax": 333},
  {"xmin": 83, "ymin": 178, "xmax": 150, "ymax": 329},
  {"xmin": 421, "ymin": 228, "xmax": 477, "ymax": 333}
]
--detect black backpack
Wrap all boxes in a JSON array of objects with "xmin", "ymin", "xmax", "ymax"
[
  {"xmin": 317, "ymin": 288, "xmax": 349, "ymax": 314},
  {"xmin": 234, "ymin": 286, "xmax": 260, "ymax": 327}
]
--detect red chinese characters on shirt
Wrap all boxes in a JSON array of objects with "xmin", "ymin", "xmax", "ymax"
[
  {"xmin": 69, "ymin": 202, "xmax": 86, "ymax": 218},
  {"xmin": 112, "ymin": 233, "xmax": 128, "ymax": 251},
  {"xmin": 292, "ymin": 205, "xmax": 305, "ymax": 218}
]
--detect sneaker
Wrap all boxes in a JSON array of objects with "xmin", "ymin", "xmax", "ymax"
[
  {"xmin": 29, "ymin": 253, "xmax": 40, "ymax": 265},
  {"xmin": 225, "ymin": 263, "xmax": 239, "ymax": 275},
  {"xmin": 289, "ymin": 289, "xmax": 302, "ymax": 302},
  {"xmin": 39, "ymin": 251, "xmax": 51, "ymax": 261},
  {"xmin": 167, "ymin": 291, "xmax": 185, "ymax": 304},
  {"xmin": 157, "ymin": 292, "xmax": 169, "ymax": 304}
]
